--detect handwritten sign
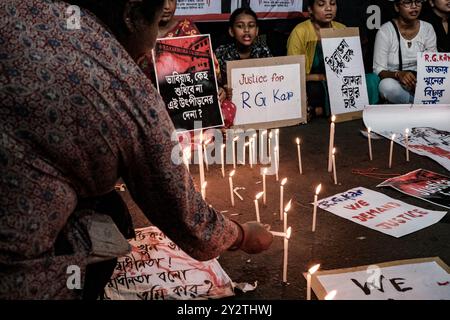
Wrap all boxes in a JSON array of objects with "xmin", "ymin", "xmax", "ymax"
[
  {"xmin": 308, "ymin": 257, "xmax": 450, "ymax": 300},
  {"xmin": 231, "ymin": 0, "xmax": 304, "ymax": 14},
  {"xmin": 103, "ymin": 226, "xmax": 234, "ymax": 300},
  {"xmin": 378, "ymin": 169, "xmax": 450, "ymax": 209},
  {"xmin": 228, "ymin": 56, "xmax": 306, "ymax": 129},
  {"xmin": 153, "ymin": 35, "xmax": 223, "ymax": 131},
  {"xmin": 321, "ymin": 28, "xmax": 369, "ymax": 120},
  {"xmin": 176, "ymin": 0, "xmax": 222, "ymax": 14},
  {"xmin": 317, "ymin": 187, "xmax": 447, "ymax": 238},
  {"xmin": 415, "ymin": 52, "xmax": 450, "ymax": 105}
]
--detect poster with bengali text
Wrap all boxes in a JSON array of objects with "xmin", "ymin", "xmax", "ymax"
[{"xmin": 415, "ymin": 52, "xmax": 450, "ymax": 105}]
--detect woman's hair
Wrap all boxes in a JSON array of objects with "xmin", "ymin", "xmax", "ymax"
[
  {"xmin": 68, "ymin": 0, "xmax": 164, "ymax": 39},
  {"xmin": 229, "ymin": 7, "xmax": 259, "ymax": 28}
]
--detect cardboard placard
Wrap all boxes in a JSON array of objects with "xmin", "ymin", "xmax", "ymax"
[
  {"xmin": 321, "ymin": 28, "xmax": 369, "ymax": 121},
  {"xmin": 415, "ymin": 52, "xmax": 450, "ymax": 105},
  {"xmin": 227, "ymin": 55, "xmax": 307, "ymax": 130},
  {"xmin": 306, "ymin": 257, "xmax": 450, "ymax": 300},
  {"xmin": 153, "ymin": 35, "xmax": 224, "ymax": 132}
]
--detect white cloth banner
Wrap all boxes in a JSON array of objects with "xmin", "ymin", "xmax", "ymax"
[
  {"xmin": 176, "ymin": 0, "xmax": 222, "ymax": 15},
  {"xmin": 363, "ymin": 105, "xmax": 450, "ymax": 171},
  {"xmin": 415, "ymin": 52, "xmax": 450, "ymax": 105},
  {"xmin": 311, "ymin": 258, "xmax": 450, "ymax": 300},
  {"xmin": 231, "ymin": 0, "xmax": 303, "ymax": 13},
  {"xmin": 317, "ymin": 187, "xmax": 447, "ymax": 238}
]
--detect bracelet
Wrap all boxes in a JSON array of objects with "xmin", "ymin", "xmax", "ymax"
[
  {"xmin": 228, "ymin": 220, "xmax": 245, "ymax": 251},
  {"xmin": 394, "ymin": 71, "xmax": 400, "ymax": 80}
]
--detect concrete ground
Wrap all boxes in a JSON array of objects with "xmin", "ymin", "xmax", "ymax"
[{"xmin": 123, "ymin": 117, "xmax": 450, "ymax": 300}]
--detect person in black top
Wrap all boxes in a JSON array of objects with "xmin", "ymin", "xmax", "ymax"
[{"xmin": 420, "ymin": 0, "xmax": 450, "ymax": 51}]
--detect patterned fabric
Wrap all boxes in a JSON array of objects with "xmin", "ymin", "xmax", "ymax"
[
  {"xmin": 214, "ymin": 41, "xmax": 273, "ymax": 85},
  {"xmin": 0, "ymin": 0, "xmax": 238, "ymax": 299}
]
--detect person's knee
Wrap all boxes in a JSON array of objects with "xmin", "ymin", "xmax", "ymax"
[{"xmin": 378, "ymin": 78, "xmax": 402, "ymax": 102}]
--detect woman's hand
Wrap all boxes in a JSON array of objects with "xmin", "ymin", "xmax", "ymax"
[
  {"xmin": 218, "ymin": 87, "xmax": 226, "ymax": 103},
  {"xmin": 396, "ymin": 71, "xmax": 416, "ymax": 92},
  {"xmin": 238, "ymin": 221, "xmax": 273, "ymax": 254}
]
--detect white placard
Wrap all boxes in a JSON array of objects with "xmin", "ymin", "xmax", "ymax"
[
  {"xmin": 228, "ymin": 56, "xmax": 306, "ymax": 128},
  {"xmin": 317, "ymin": 187, "xmax": 447, "ymax": 238},
  {"xmin": 321, "ymin": 28, "xmax": 369, "ymax": 116},
  {"xmin": 176, "ymin": 0, "xmax": 222, "ymax": 15},
  {"xmin": 231, "ymin": 0, "xmax": 303, "ymax": 13},
  {"xmin": 415, "ymin": 52, "xmax": 450, "ymax": 105},
  {"xmin": 310, "ymin": 258, "xmax": 450, "ymax": 300}
]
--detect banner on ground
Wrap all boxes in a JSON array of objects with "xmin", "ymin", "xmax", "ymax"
[
  {"xmin": 228, "ymin": 55, "xmax": 307, "ymax": 129},
  {"xmin": 415, "ymin": 52, "xmax": 450, "ymax": 105},
  {"xmin": 307, "ymin": 257, "xmax": 450, "ymax": 300},
  {"xmin": 378, "ymin": 169, "xmax": 450, "ymax": 209},
  {"xmin": 317, "ymin": 187, "xmax": 447, "ymax": 238},
  {"xmin": 153, "ymin": 35, "xmax": 223, "ymax": 131},
  {"xmin": 363, "ymin": 105, "xmax": 450, "ymax": 171},
  {"xmin": 103, "ymin": 226, "xmax": 235, "ymax": 300},
  {"xmin": 321, "ymin": 28, "xmax": 369, "ymax": 121}
]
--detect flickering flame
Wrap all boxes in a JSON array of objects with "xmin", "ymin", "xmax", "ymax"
[
  {"xmin": 256, "ymin": 191, "xmax": 264, "ymax": 200},
  {"xmin": 391, "ymin": 133, "xmax": 396, "ymax": 140},
  {"xmin": 296, "ymin": 137, "xmax": 300, "ymax": 145},
  {"xmin": 368, "ymin": 127, "xmax": 371, "ymax": 133},
  {"xmin": 221, "ymin": 144, "xmax": 226, "ymax": 149},
  {"xmin": 325, "ymin": 290, "xmax": 337, "ymax": 300},
  {"xmin": 331, "ymin": 115, "xmax": 336, "ymax": 122},
  {"xmin": 286, "ymin": 227, "xmax": 292, "ymax": 239},
  {"xmin": 233, "ymin": 136, "xmax": 239, "ymax": 142},
  {"xmin": 281, "ymin": 178, "xmax": 287, "ymax": 186},
  {"xmin": 263, "ymin": 168, "xmax": 268, "ymax": 175},
  {"xmin": 201, "ymin": 181, "xmax": 207, "ymax": 189},
  {"xmin": 308, "ymin": 264, "xmax": 320, "ymax": 275},
  {"xmin": 284, "ymin": 199, "xmax": 292, "ymax": 212},
  {"xmin": 332, "ymin": 147, "xmax": 336, "ymax": 155},
  {"xmin": 315, "ymin": 184, "xmax": 322, "ymax": 195},
  {"xmin": 229, "ymin": 170, "xmax": 235, "ymax": 177},
  {"xmin": 405, "ymin": 128, "xmax": 409, "ymax": 134}
]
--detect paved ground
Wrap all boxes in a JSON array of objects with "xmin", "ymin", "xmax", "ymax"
[{"xmin": 123, "ymin": 117, "xmax": 450, "ymax": 300}]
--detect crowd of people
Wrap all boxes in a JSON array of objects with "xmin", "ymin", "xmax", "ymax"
[{"xmin": 0, "ymin": 0, "xmax": 448, "ymax": 299}]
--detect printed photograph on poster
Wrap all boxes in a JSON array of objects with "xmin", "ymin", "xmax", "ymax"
[
  {"xmin": 231, "ymin": 1, "xmax": 304, "ymax": 14},
  {"xmin": 153, "ymin": 35, "xmax": 224, "ymax": 131},
  {"xmin": 414, "ymin": 52, "xmax": 450, "ymax": 105},
  {"xmin": 104, "ymin": 226, "xmax": 235, "ymax": 300},
  {"xmin": 317, "ymin": 187, "xmax": 447, "ymax": 238},
  {"xmin": 227, "ymin": 55, "xmax": 307, "ymax": 129},
  {"xmin": 307, "ymin": 257, "xmax": 450, "ymax": 300},
  {"xmin": 378, "ymin": 169, "xmax": 450, "ymax": 209},
  {"xmin": 320, "ymin": 28, "xmax": 369, "ymax": 118}
]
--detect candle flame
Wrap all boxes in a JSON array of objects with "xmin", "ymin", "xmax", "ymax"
[
  {"xmin": 405, "ymin": 128, "xmax": 409, "ymax": 134},
  {"xmin": 256, "ymin": 191, "xmax": 264, "ymax": 200},
  {"xmin": 229, "ymin": 170, "xmax": 235, "ymax": 177},
  {"xmin": 391, "ymin": 133, "xmax": 396, "ymax": 140},
  {"xmin": 275, "ymin": 129, "xmax": 279, "ymax": 134},
  {"xmin": 204, "ymin": 138, "xmax": 213, "ymax": 145},
  {"xmin": 233, "ymin": 136, "xmax": 239, "ymax": 142},
  {"xmin": 284, "ymin": 199, "xmax": 292, "ymax": 212},
  {"xmin": 368, "ymin": 127, "xmax": 371, "ymax": 133},
  {"xmin": 331, "ymin": 115, "xmax": 336, "ymax": 122},
  {"xmin": 325, "ymin": 290, "xmax": 337, "ymax": 300},
  {"xmin": 296, "ymin": 137, "xmax": 300, "ymax": 145},
  {"xmin": 253, "ymin": 133, "xmax": 257, "ymax": 138},
  {"xmin": 286, "ymin": 227, "xmax": 292, "ymax": 239},
  {"xmin": 308, "ymin": 264, "xmax": 320, "ymax": 274},
  {"xmin": 245, "ymin": 142, "xmax": 250, "ymax": 147},
  {"xmin": 332, "ymin": 147, "xmax": 336, "ymax": 155},
  {"xmin": 281, "ymin": 178, "xmax": 287, "ymax": 186},
  {"xmin": 263, "ymin": 168, "xmax": 268, "ymax": 174},
  {"xmin": 315, "ymin": 184, "xmax": 322, "ymax": 195},
  {"xmin": 221, "ymin": 144, "xmax": 226, "ymax": 149},
  {"xmin": 269, "ymin": 132, "xmax": 273, "ymax": 138},
  {"xmin": 202, "ymin": 181, "xmax": 207, "ymax": 189}
]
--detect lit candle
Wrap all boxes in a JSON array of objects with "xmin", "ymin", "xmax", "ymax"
[
  {"xmin": 221, "ymin": 144, "xmax": 225, "ymax": 178},
  {"xmin": 280, "ymin": 178, "xmax": 287, "ymax": 220},
  {"xmin": 183, "ymin": 147, "xmax": 191, "ymax": 173},
  {"xmin": 201, "ymin": 181, "xmax": 207, "ymax": 200},
  {"xmin": 203, "ymin": 140, "xmax": 210, "ymax": 172},
  {"xmin": 242, "ymin": 141, "xmax": 248, "ymax": 165},
  {"xmin": 405, "ymin": 128, "xmax": 410, "ymax": 162},
  {"xmin": 275, "ymin": 129, "xmax": 280, "ymax": 160},
  {"xmin": 263, "ymin": 168, "xmax": 267, "ymax": 205},
  {"xmin": 325, "ymin": 290, "xmax": 337, "ymax": 300},
  {"xmin": 274, "ymin": 146, "xmax": 279, "ymax": 181},
  {"xmin": 307, "ymin": 264, "xmax": 320, "ymax": 300},
  {"xmin": 312, "ymin": 184, "xmax": 322, "ymax": 232},
  {"xmin": 252, "ymin": 133, "xmax": 257, "ymax": 164},
  {"xmin": 296, "ymin": 138, "xmax": 303, "ymax": 175},
  {"xmin": 328, "ymin": 115, "xmax": 336, "ymax": 172},
  {"xmin": 249, "ymin": 139, "xmax": 253, "ymax": 168},
  {"xmin": 270, "ymin": 231, "xmax": 286, "ymax": 237},
  {"xmin": 268, "ymin": 131, "xmax": 273, "ymax": 159},
  {"xmin": 229, "ymin": 170, "xmax": 235, "ymax": 207},
  {"xmin": 254, "ymin": 191, "xmax": 264, "ymax": 223},
  {"xmin": 260, "ymin": 130, "xmax": 267, "ymax": 161},
  {"xmin": 332, "ymin": 148, "xmax": 337, "ymax": 185},
  {"xmin": 282, "ymin": 227, "xmax": 292, "ymax": 284},
  {"xmin": 389, "ymin": 133, "xmax": 395, "ymax": 168},
  {"xmin": 367, "ymin": 127, "xmax": 373, "ymax": 161},
  {"xmin": 232, "ymin": 136, "xmax": 239, "ymax": 169},
  {"xmin": 283, "ymin": 199, "xmax": 292, "ymax": 234}
]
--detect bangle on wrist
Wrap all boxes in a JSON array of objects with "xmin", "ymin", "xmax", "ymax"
[{"xmin": 394, "ymin": 71, "xmax": 400, "ymax": 80}]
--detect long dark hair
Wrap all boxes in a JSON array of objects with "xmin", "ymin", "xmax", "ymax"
[
  {"xmin": 68, "ymin": 0, "xmax": 164, "ymax": 39},
  {"xmin": 229, "ymin": 7, "xmax": 259, "ymax": 28}
]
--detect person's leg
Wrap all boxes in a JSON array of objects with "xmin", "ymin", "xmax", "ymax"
[
  {"xmin": 306, "ymin": 81, "xmax": 326, "ymax": 118},
  {"xmin": 378, "ymin": 78, "xmax": 414, "ymax": 104},
  {"xmin": 365, "ymin": 72, "xmax": 380, "ymax": 105}
]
